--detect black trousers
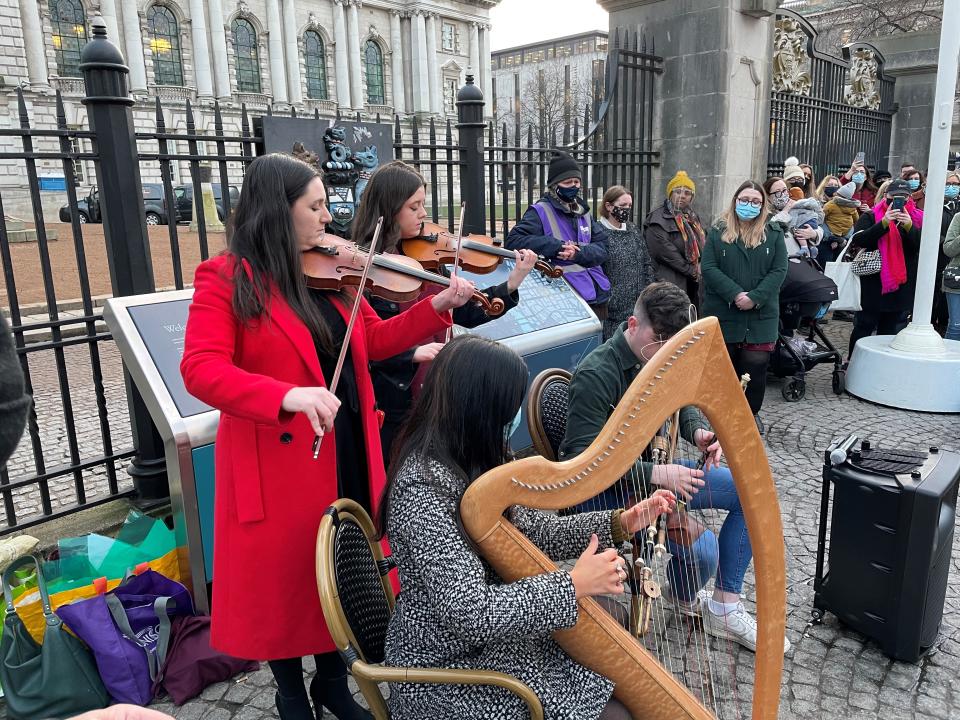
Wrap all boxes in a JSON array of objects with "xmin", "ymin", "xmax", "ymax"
[
  {"xmin": 725, "ymin": 344, "xmax": 771, "ymax": 416},
  {"xmin": 848, "ymin": 309, "xmax": 908, "ymax": 357}
]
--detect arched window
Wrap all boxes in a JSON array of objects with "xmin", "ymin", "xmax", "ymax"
[
  {"xmin": 50, "ymin": 0, "xmax": 87, "ymax": 77},
  {"xmin": 304, "ymin": 30, "xmax": 328, "ymax": 100},
  {"xmin": 232, "ymin": 18, "xmax": 261, "ymax": 93},
  {"xmin": 146, "ymin": 5, "xmax": 184, "ymax": 86},
  {"xmin": 364, "ymin": 41, "xmax": 384, "ymax": 105}
]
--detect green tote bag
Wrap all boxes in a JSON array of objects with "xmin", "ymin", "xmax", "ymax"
[{"xmin": 0, "ymin": 555, "xmax": 109, "ymax": 719}]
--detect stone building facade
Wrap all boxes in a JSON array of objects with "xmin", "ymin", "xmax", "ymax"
[{"xmin": 0, "ymin": 0, "xmax": 499, "ymax": 217}]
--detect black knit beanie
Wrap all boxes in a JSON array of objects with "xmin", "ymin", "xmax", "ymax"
[
  {"xmin": 0, "ymin": 314, "xmax": 30, "ymax": 467},
  {"xmin": 547, "ymin": 150, "xmax": 581, "ymax": 186}
]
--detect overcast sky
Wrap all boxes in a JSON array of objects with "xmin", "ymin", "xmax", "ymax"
[{"xmin": 489, "ymin": 0, "xmax": 609, "ymax": 51}]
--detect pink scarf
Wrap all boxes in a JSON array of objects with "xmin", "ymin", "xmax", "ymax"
[{"xmin": 871, "ymin": 199, "xmax": 922, "ymax": 294}]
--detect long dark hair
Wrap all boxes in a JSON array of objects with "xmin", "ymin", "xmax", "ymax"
[
  {"xmin": 376, "ymin": 335, "xmax": 528, "ymax": 536},
  {"xmin": 227, "ymin": 153, "xmax": 335, "ymax": 355},
  {"xmin": 351, "ymin": 160, "xmax": 425, "ymax": 253}
]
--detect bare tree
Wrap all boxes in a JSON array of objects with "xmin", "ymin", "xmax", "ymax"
[
  {"xmin": 494, "ymin": 63, "xmax": 593, "ymax": 147},
  {"xmin": 803, "ymin": 0, "xmax": 943, "ymax": 55}
]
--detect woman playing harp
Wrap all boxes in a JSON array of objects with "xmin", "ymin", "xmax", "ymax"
[{"xmin": 377, "ymin": 335, "xmax": 676, "ymax": 720}]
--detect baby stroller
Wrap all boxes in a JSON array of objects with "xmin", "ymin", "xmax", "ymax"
[{"xmin": 769, "ymin": 255, "xmax": 845, "ymax": 401}]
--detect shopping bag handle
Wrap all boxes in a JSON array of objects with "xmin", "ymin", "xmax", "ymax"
[
  {"xmin": 2, "ymin": 554, "xmax": 53, "ymax": 620},
  {"xmin": 105, "ymin": 594, "xmax": 176, "ymax": 681}
]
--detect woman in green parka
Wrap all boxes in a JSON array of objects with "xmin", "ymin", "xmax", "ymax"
[{"xmin": 701, "ymin": 180, "xmax": 788, "ymax": 434}]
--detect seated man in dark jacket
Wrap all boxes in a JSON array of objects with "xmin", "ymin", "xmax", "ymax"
[
  {"xmin": 506, "ymin": 150, "xmax": 611, "ymax": 319},
  {"xmin": 559, "ymin": 281, "xmax": 790, "ymax": 654}
]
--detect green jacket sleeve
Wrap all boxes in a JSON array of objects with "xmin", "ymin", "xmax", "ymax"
[
  {"xmin": 747, "ymin": 226, "xmax": 789, "ymax": 309},
  {"xmin": 700, "ymin": 226, "xmax": 744, "ymax": 304},
  {"xmin": 943, "ymin": 212, "xmax": 960, "ymax": 258},
  {"xmin": 559, "ymin": 365, "xmax": 616, "ymax": 459},
  {"xmin": 679, "ymin": 405, "xmax": 709, "ymax": 445}
]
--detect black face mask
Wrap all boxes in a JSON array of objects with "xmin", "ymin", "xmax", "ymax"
[
  {"xmin": 824, "ymin": 186, "xmax": 839, "ymax": 197},
  {"xmin": 611, "ymin": 206, "xmax": 631, "ymax": 223},
  {"xmin": 789, "ymin": 179, "xmax": 807, "ymax": 189}
]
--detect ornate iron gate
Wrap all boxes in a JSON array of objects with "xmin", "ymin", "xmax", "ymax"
[{"xmin": 768, "ymin": 10, "xmax": 895, "ymax": 180}]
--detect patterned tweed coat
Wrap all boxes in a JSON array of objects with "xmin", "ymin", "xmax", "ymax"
[{"xmin": 384, "ymin": 455, "xmax": 617, "ymax": 720}]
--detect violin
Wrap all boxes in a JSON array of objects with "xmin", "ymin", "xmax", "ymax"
[
  {"xmin": 301, "ymin": 240, "xmax": 506, "ymax": 317},
  {"xmin": 402, "ymin": 222, "xmax": 562, "ymax": 279}
]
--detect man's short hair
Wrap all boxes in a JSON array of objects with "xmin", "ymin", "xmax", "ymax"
[{"xmin": 632, "ymin": 282, "xmax": 692, "ymax": 339}]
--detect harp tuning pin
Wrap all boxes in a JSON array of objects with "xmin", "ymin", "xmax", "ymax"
[{"xmin": 654, "ymin": 543, "xmax": 666, "ymax": 557}]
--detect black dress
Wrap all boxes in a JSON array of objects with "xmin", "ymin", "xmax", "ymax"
[
  {"xmin": 369, "ymin": 274, "xmax": 518, "ymax": 465},
  {"xmin": 309, "ymin": 290, "xmax": 370, "ymax": 511}
]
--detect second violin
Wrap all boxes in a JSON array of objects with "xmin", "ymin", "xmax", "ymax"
[{"xmin": 403, "ymin": 222, "xmax": 562, "ymax": 279}]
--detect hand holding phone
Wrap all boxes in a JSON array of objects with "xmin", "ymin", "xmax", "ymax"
[
  {"xmin": 853, "ymin": 151, "xmax": 865, "ymax": 167},
  {"xmin": 891, "ymin": 196, "xmax": 907, "ymax": 211}
]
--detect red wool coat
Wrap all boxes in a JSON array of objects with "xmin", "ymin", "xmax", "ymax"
[{"xmin": 180, "ymin": 254, "xmax": 452, "ymax": 660}]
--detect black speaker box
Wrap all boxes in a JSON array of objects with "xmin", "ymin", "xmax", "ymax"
[{"xmin": 813, "ymin": 436, "xmax": 960, "ymax": 662}]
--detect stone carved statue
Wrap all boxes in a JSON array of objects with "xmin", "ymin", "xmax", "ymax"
[
  {"xmin": 773, "ymin": 17, "xmax": 812, "ymax": 96},
  {"xmin": 845, "ymin": 48, "xmax": 881, "ymax": 110}
]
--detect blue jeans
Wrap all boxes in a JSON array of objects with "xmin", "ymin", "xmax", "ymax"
[
  {"xmin": 570, "ymin": 462, "xmax": 752, "ymax": 601},
  {"xmin": 946, "ymin": 292, "xmax": 960, "ymax": 341}
]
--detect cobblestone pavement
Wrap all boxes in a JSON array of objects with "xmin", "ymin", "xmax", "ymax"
[{"xmin": 7, "ymin": 318, "xmax": 960, "ymax": 719}]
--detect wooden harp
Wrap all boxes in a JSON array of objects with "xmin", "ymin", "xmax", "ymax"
[{"xmin": 460, "ymin": 317, "xmax": 785, "ymax": 720}]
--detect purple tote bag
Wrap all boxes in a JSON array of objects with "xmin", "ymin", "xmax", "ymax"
[{"xmin": 56, "ymin": 570, "xmax": 194, "ymax": 704}]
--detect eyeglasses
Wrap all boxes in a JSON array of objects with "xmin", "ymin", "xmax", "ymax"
[
  {"xmin": 736, "ymin": 198, "xmax": 764, "ymax": 208},
  {"xmin": 771, "ymin": 189, "xmax": 789, "ymax": 197}
]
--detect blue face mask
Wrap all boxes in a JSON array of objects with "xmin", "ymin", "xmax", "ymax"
[
  {"xmin": 505, "ymin": 408, "xmax": 522, "ymax": 440},
  {"xmin": 735, "ymin": 201, "xmax": 762, "ymax": 221},
  {"xmin": 556, "ymin": 184, "xmax": 580, "ymax": 202},
  {"xmin": 852, "ymin": 172, "xmax": 866, "ymax": 184},
  {"xmin": 946, "ymin": 186, "xmax": 960, "ymax": 199},
  {"xmin": 907, "ymin": 178, "xmax": 921, "ymax": 191}
]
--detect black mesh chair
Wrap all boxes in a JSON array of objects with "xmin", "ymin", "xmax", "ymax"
[
  {"xmin": 526, "ymin": 368, "xmax": 573, "ymax": 461},
  {"xmin": 316, "ymin": 499, "xmax": 545, "ymax": 720}
]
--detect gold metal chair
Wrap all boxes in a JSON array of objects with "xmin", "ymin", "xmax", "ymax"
[
  {"xmin": 315, "ymin": 498, "xmax": 545, "ymax": 720},
  {"xmin": 525, "ymin": 368, "xmax": 573, "ymax": 461}
]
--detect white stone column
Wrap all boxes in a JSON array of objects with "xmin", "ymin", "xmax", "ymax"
[
  {"xmin": 18, "ymin": 0, "xmax": 48, "ymax": 89},
  {"xmin": 468, "ymin": 21, "xmax": 480, "ymax": 79},
  {"xmin": 283, "ymin": 0, "xmax": 303, "ymax": 104},
  {"xmin": 346, "ymin": 0, "xmax": 364, "ymax": 109},
  {"xmin": 266, "ymin": 0, "xmax": 287, "ymax": 103},
  {"xmin": 120, "ymin": 0, "xmax": 147, "ymax": 92},
  {"xmin": 187, "ymin": 0, "xmax": 213, "ymax": 98},
  {"xmin": 332, "ymin": 0, "xmax": 351, "ymax": 109},
  {"xmin": 389, "ymin": 10, "xmax": 405, "ymax": 114},
  {"xmin": 424, "ymin": 12, "xmax": 441, "ymax": 114},
  {"xmin": 207, "ymin": 0, "xmax": 231, "ymax": 98},
  {"xmin": 480, "ymin": 24, "xmax": 492, "ymax": 116},
  {"xmin": 410, "ymin": 11, "xmax": 429, "ymax": 113},
  {"xmin": 99, "ymin": 0, "xmax": 122, "ymax": 57}
]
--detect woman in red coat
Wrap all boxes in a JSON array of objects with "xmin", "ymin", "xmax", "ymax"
[{"xmin": 180, "ymin": 153, "xmax": 474, "ymax": 720}]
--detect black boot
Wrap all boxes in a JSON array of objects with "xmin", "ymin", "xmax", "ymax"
[
  {"xmin": 275, "ymin": 689, "xmax": 315, "ymax": 720},
  {"xmin": 309, "ymin": 673, "xmax": 373, "ymax": 720}
]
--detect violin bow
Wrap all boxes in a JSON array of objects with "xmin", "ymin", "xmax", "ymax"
[
  {"xmin": 311, "ymin": 216, "xmax": 385, "ymax": 460},
  {"xmin": 444, "ymin": 202, "xmax": 467, "ymax": 344}
]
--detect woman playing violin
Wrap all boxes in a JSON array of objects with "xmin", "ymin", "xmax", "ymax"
[
  {"xmin": 179, "ymin": 153, "xmax": 474, "ymax": 720},
  {"xmin": 350, "ymin": 160, "xmax": 539, "ymax": 462}
]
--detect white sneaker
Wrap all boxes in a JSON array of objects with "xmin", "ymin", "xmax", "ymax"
[
  {"xmin": 661, "ymin": 585, "xmax": 711, "ymax": 618},
  {"xmin": 701, "ymin": 601, "xmax": 792, "ymax": 654}
]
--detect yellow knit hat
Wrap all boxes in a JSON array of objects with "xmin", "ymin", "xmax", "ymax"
[{"xmin": 666, "ymin": 170, "xmax": 696, "ymax": 197}]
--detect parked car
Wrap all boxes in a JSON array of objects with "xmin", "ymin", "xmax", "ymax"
[
  {"xmin": 173, "ymin": 183, "xmax": 240, "ymax": 223},
  {"xmin": 59, "ymin": 183, "xmax": 170, "ymax": 225}
]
